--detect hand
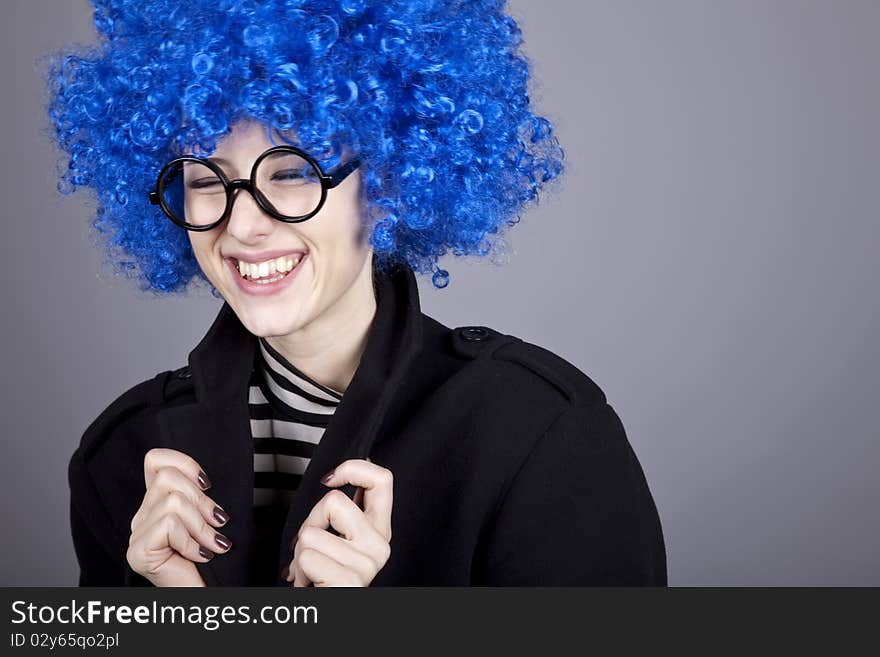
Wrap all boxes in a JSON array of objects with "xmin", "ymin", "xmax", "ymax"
[
  {"xmin": 126, "ymin": 448, "xmax": 232, "ymax": 587},
  {"xmin": 282, "ymin": 458, "xmax": 393, "ymax": 587}
]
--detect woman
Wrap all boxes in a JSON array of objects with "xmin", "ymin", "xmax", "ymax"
[{"xmin": 48, "ymin": 0, "xmax": 667, "ymax": 586}]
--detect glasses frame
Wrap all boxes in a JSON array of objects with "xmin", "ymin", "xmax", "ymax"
[{"xmin": 148, "ymin": 145, "xmax": 362, "ymax": 231}]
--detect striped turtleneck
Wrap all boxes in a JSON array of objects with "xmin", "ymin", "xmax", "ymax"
[{"xmin": 248, "ymin": 336, "xmax": 343, "ymax": 508}]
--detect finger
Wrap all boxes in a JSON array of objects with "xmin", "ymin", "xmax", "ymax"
[
  {"xmin": 353, "ymin": 486, "xmax": 364, "ymax": 509},
  {"xmin": 138, "ymin": 512, "xmax": 216, "ymax": 567},
  {"xmin": 353, "ymin": 457, "xmax": 371, "ymax": 508},
  {"xmin": 289, "ymin": 552, "xmax": 309, "ymax": 588},
  {"xmin": 285, "ymin": 526, "xmax": 383, "ymax": 584},
  {"xmin": 126, "ymin": 546, "xmax": 206, "ymax": 588},
  {"xmin": 321, "ymin": 459, "xmax": 393, "ymax": 538},
  {"xmin": 137, "ymin": 466, "xmax": 227, "ymax": 529},
  {"xmin": 144, "ymin": 447, "xmax": 211, "ymax": 491},
  {"xmin": 134, "ymin": 489, "xmax": 232, "ymax": 556},
  {"xmin": 142, "ymin": 467, "xmax": 229, "ymax": 530},
  {"xmin": 300, "ymin": 489, "xmax": 378, "ymax": 544},
  {"xmin": 295, "ymin": 548, "xmax": 362, "ymax": 587},
  {"xmin": 132, "ymin": 466, "xmax": 229, "ymax": 533}
]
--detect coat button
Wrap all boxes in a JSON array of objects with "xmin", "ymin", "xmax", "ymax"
[
  {"xmin": 176, "ymin": 367, "xmax": 192, "ymax": 379},
  {"xmin": 460, "ymin": 326, "xmax": 490, "ymax": 342}
]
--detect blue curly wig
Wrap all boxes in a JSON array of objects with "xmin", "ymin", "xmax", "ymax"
[{"xmin": 45, "ymin": 0, "xmax": 564, "ymax": 293}]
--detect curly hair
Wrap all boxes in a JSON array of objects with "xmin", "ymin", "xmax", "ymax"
[{"xmin": 44, "ymin": 0, "xmax": 564, "ymax": 293}]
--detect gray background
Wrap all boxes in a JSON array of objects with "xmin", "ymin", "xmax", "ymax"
[{"xmin": 2, "ymin": 0, "xmax": 877, "ymax": 586}]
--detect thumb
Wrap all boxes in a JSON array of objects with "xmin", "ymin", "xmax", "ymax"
[{"xmin": 150, "ymin": 555, "xmax": 207, "ymax": 588}]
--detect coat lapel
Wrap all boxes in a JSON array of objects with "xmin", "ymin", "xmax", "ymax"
[
  {"xmin": 155, "ymin": 301, "xmax": 257, "ymax": 587},
  {"xmin": 273, "ymin": 262, "xmax": 424, "ymax": 584},
  {"xmin": 151, "ymin": 258, "xmax": 423, "ymax": 586},
  {"xmin": 155, "ymin": 404, "xmax": 254, "ymax": 586}
]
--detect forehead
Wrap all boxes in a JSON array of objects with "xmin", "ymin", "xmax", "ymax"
[{"xmin": 210, "ymin": 120, "xmax": 286, "ymax": 157}]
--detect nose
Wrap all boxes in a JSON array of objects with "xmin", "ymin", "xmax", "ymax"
[{"xmin": 223, "ymin": 179, "xmax": 276, "ymax": 243}]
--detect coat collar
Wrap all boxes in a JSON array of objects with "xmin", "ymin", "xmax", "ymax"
[{"xmin": 156, "ymin": 257, "xmax": 424, "ymax": 586}]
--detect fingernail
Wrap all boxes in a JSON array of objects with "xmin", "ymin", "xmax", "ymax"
[
  {"xmin": 214, "ymin": 533, "xmax": 232, "ymax": 551},
  {"xmin": 320, "ymin": 469, "xmax": 335, "ymax": 484},
  {"xmin": 280, "ymin": 565, "xmax": 290, "ymax": 581},
  {"xmin": 197, "ymin": 470, "xmax": 211, "ymax": 490},
  {"xmin": 213, "ymin": 506, "xmax": 229, "ymax": 525},
  {"xmin": 198, "ymin": 546, "xmax": 215, "ymax": 560}
]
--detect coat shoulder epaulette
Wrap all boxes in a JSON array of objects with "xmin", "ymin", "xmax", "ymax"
[
  {"xmin": 162, "ymin": 365, "xmax": 196, "ymax": 401},
  {"xmin": 450, "ymin": 324, "xmax": 607, "ymax": 407}
]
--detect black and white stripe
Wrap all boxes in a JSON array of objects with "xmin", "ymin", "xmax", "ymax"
[{"xmin": 249, "ymin": 336, "xmax": 342, "ymax": 507}]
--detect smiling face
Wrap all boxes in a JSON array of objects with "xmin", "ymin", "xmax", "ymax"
[{"xmin": 186, "ymin": 118, "xmax": 375, "ymax": 340}]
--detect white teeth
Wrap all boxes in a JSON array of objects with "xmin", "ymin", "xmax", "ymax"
[
  {"xmin": 235, "ymin": 254, "xmax": 303, "ymax": 280},
  {"xmin": 253, "ymin": 272, "xmax": 286, "ymax": 285}
]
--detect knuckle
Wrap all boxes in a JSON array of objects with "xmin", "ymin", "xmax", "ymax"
[
  {"xmin": 143, "ymin": 448, "xmax": 161, "ymax": 468},
  {"xmin": 298, "ymin": 547, "xmax": 317, "ymax": 568},
  {"xmin": 379, "ymin": 541, "xmax": 391, "ymax": 564},
  {"xmin": 164, "ymin": 512, "xmax": 181, "ymax": 533},
  {"xmin": 165, "ymin": 490, "xmax": 186, "ymax": 512},
  {"xmin": 154, "ymin": 467, "xmax": 174, "ymax": 487},
  {"xmin": 125, "ymin": 545, "xmax": 137, "ymax": 570},
  {"xmin": 378, "ymin": 467, "xmax": 393, "ymax": 486},
  {"xmin": 326, "ymin": 489, "xmax": 348, "ymax": 510},
  {"xmin": 298, "ymin": 525, "xmax": 321, "ymax": 546},
  {"xmin": 362, "ymin": 552, "xmax": 381, "ymax": 575}
]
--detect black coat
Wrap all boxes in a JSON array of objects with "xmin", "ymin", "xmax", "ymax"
[{"xmin": 69, "ymin": 263, "xmax": 667, "ymax": 586}]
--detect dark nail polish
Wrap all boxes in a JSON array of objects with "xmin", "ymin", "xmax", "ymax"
[
  {"xmin": 215, "ymin": 533, "xmax": 232, "ymax": 551},
  {"xmin": 213, "ymin": 506, "xmax": 229, "ymax": 525},
  {"xmin": 320, "ymin": 469, "xmax": 335, "ymax": 484},
  {"xmin": 280, "ymin": 565, "xmax": 289, "ymax": 581},
  {"xmin": 197, "ymin": 470, "xmax": 211, "ymax": 490},
  {"xmin": 199, "ymin": 546, "xmax": 215, "ymax": 560}
]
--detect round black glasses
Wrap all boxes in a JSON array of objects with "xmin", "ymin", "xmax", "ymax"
[{"xmin": 148, "ymin": 146, "xmax": 362, "ymax": 231}]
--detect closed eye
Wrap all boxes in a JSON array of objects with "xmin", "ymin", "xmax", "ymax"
[
  {"xmin": 270, "ymin": 168, "xmax": 311, "ymax": 182},
  {"xmin": 187, "ymin": 178, "xmax": 223, "ymax": 190}
]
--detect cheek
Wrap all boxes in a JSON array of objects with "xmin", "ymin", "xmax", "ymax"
[
  {"xmin": 332, "ymin": 180, "xmax": 367, "ymax": 249},
  {"xmin": 187, "ymin": 236, "xmax": 218, "ymax": 271},
  {"xmin": 311, "ymin": 201, "xmax": 367, "ymax": 257}
]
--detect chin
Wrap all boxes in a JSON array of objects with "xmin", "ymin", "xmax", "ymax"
[{"xmin": 227, "ymin": 301, "xmax": 306, "ymax": 338}]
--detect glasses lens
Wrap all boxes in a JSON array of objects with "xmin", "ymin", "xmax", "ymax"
[
  {"xmin": 159, "ymin": 160, "xmax": 226, "ymax": 227},
  {"xmin": 255, "ymin": 151, "xmax": 323, "ymax": 219}
]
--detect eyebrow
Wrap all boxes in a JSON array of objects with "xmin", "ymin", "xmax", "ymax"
[{"xmin": 205, "ymin": 156, "xmax": 231, "ymax": 167}]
